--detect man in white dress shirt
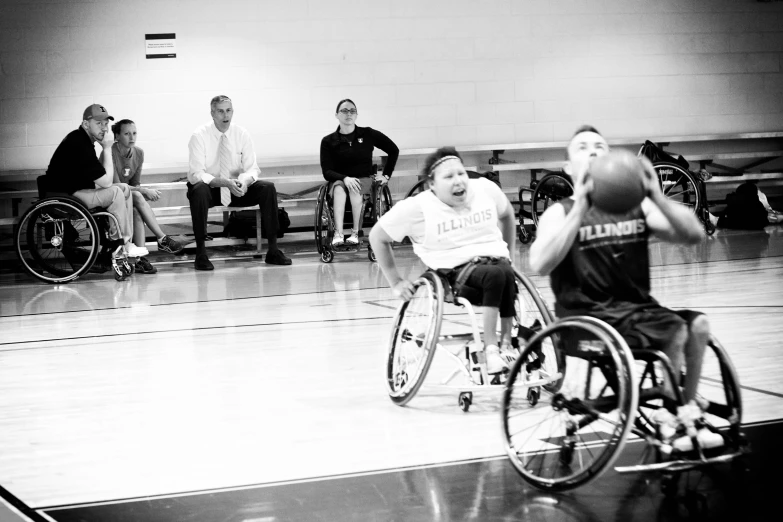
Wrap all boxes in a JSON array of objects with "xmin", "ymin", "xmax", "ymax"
[{"xmin": 187, "ymin": 95, "xmax": 292, "ymax": 270}]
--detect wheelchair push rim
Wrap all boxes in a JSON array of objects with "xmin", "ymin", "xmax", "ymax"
[
  {"xmin": 503, "ymin": 317, "xmax": 638, "ymax": 491},
  {"xmin": 16, "ymin": 198, "xmax": 101, "ymax": 284},
  {"xmin": 386, "ymin": 272, "xmax": 443, "ymax": 406}
]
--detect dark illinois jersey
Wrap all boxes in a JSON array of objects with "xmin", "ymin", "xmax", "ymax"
[{"xmin": 550, "ymin": 198, "xmax": 654, "ymax": 316}]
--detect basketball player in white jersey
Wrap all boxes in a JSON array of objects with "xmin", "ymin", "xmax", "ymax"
[{"xmin": 370, "ymin": 147, "xmax": 517, "ymax": 374}]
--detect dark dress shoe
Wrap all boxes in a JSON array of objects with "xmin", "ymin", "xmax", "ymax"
[
  {"xmin": 265, "ymin": 249, "xmax": 292, "ymax": 265},
  {"xmin": 195, "ymin": 253, "xmax": 214, "ymax": 271}
]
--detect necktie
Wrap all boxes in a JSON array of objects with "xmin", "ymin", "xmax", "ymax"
[{"xmin": 218, "ymin": 134, "xmax": 232, "ymax": 206}]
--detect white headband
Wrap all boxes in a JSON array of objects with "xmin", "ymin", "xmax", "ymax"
[{"xmin": 428, "ymin": 155, "xmax": 461, "ymax": 177}]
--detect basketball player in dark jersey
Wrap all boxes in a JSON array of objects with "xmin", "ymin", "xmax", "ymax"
[{"xmin": 530, "ymin": 125, "xmax": 708, "ymax": 409}]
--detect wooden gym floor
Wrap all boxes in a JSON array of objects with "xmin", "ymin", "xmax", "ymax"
[{"xmin": 0, "ymin": 226, "xmax": 781, "ymax": 521}]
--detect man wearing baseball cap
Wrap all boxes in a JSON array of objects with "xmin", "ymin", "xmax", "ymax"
[{"xmin": 45, "ymin": 104, "xmax": 148, "ymax": 267}]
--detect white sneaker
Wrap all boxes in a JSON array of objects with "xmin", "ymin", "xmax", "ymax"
[
  {"xmin": 485, "ymin": 345, "xmax": 508, "ymax": 374},
  {"xmin": 345, "ymin": 230, "xmax": 359, "ymax": 245},
  {"xmin": 499, "ymin": 344, "xmax": 519, "ymax": 366},
  {"xmin": 126, "ymin": 244, "xmax": 149, "ymax": 258},
  {"xmin": 331, "ymin": 232, "xmax": 344, "ymax": 247}
]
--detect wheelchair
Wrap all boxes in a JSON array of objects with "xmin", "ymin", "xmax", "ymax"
[
  {"xmin": 502, "ymin": 315, "xmax": 746, "ymax": 493},
  {"xmin": 314, "ymin": 177, "xmax": 392, "ymax": 263},
  {"xmin": 15, "ymin": 176, "xmax": 134, "ymax": 283},
  {"xmin": 516, "ymin": 142, "xmax": 715, "ymax": 243},
  {"xmin": 386, "ymin": 262, "xmax": 562, "ymax": 412}
]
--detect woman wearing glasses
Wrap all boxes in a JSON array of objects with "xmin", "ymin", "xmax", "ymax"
[{"xmin": 320, "ymin": 99, "xmax": 399, "ymax": 246}]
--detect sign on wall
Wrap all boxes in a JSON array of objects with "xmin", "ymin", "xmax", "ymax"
[{"xmin": 145, "ymin": 33, "xmax": 177, "ymax": 59}]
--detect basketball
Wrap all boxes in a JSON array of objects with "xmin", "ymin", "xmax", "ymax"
[{"xmin": 588, "ymin": 150, "xmax": 646, "ymax": 214}]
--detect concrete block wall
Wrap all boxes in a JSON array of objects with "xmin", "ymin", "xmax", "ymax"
[{"xmin": 0, "ymin": 0, "xmax": 782, "ymax": 171}]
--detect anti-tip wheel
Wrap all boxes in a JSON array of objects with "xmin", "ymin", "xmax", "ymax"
[
  {"xmin": 458, "ymin": 391, "xmax": 473, "ymax": 412},
  {"xmin": 527, "ymin": 387, "xmax": 540, "ymax": 406}
]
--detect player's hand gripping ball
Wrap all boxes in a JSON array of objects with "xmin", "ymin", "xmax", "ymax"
[{"xmin": 588, "ymin": 150, "xmax": 646, "ymax": 214}]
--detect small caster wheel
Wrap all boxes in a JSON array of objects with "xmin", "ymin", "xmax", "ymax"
[
  {"xmin": 112, "ymin": 261, "xmax": 129, "ymax": 281},
  {"xmin": 527, "ymin": 387, "xmax": 540, "ymax": 406},
  {"xmin": 320, "ymin": 250, "xmax": 334, "ymax": 263},
  {"xmin": 123, "ymin": 259, "xmax": 135, "ymax": 275},
  {"xmin": 368, "ymin": 248, "xmax": 376, "ymax": 262},
  {"xmin": 458, "ymin": 391, "xmax": 473, "ymax": 412},
  {"xmin": 518, "ymin": 225, "xmax": 532, "ymax": 244}
]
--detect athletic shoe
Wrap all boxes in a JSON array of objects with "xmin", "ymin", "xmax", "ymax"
[
  {"xmin": 485, "ymin": 345, "xmax": 508, "ymax": 374},
  {"xmin": 332, "ymin": 232, "xmax": 344, "ymax": 247},
  {"xmin": 135, "ymin": 257, "xmax": 157, "ymax": 274},
  {"xmin": 126, "ymin": 244, "xmax": 149, "ymax": 258},
  {"xmin": 345, "ymin": 230, "xmax": 359, "ymax": 245},
  {"xmin": 655, "ymin": 401, "xmax": 725, "ymax": 454},
  {"xmin": 499, "ymin": 344, "xmax": 519, "ymax": 365},
  {"xmin": 157, "ymin": 235, "xmax": 184, "ymax": 254}
]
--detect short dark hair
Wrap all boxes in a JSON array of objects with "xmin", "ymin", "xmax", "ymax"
[
  {"xmin": 566, "ymin": 125, "xmax": 603, "ymax": 160},
  {"xmin": 421, "ymin": 146, "xmax": 463, "ymax": 179},
  {"xmin": 111, "ymin": 119, "xmax": 135, "ymax": 137},
  {"xmin": 571, "ymin": 124, "xmax": 601, "ymax": 138},
  {"xmin": 210, "ymin": 95, "xmax": 232, "ymax": 111},
  {"xmin": 335, "ymin": 98, "xmax": 357, "ymax": 113}
]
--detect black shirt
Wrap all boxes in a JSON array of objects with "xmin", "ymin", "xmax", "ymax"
[
  {"xmin": 550, "ymin": 198, "xmax": 653, "ymax": 317},
  {"xmin": 320, "ymin": 125, "xmax": 399, "ymax": 182},
  {"xmin": 45, "ymin": 127, "xmax": 106, "ymax": 194}
]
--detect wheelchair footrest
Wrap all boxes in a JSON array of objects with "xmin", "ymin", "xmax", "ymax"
[{"xmin": 615, "ymin": 448, "xmax": 746, "ymax": 474}]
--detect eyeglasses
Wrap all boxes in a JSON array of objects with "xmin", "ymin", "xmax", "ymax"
[{"xmin": 338, "ymin": 109, "xmax": 357, "ymax": 115}]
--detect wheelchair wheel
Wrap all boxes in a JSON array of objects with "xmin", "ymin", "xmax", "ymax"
[
  {"xmin": 404, "ymin": 178, "xmax": 428, "ymax": 199},
  {"xmin": 374, "ymin": 184, "xmax": 393, "ymax": 221},
  {"xmin": 512, "ymin": 269, "xmax": 561, "ymax": 392},
  {"xmin": 16, "ymin": 198, "xmax": 100, "ymax": 284},
  {"xmin": 387, "ymin": 271, "xmax": 444, "ymax": 406},
  {"xmin": 694, "ymin": 335, "xmax": 743, "ymax": 443},
  {"xmin": 503, "ymin": 317, "xmax": 638, "ymax": 491},
  {"xmin": 314, "ymin": 184, "xmax": 334, "ymax": 262},
  {"xmin": 652, "ymin": 162, "xmax": 700, "ymax": 215},
  {"xmin": 531, "ymin": 173, "xmax": 573, "ymax": 227}
]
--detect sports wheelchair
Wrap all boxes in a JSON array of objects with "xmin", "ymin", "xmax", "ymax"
[
  {"xmin": 15, "ymin": 176, "xmax": 134, "ymax": 283},
  {"xmin": 516, "ymin": 141, "xmax": 715, "ymax": 243},
  {"xmin": 386, "ymin": 261, "xmax": 562, "ymax": 412},
  {"xmin": 314, "ymin": 177, "xmax": 392, "ymax": 263},
  {"xmin": 502, "ymin": 315, "xmax": 746, "ymax": 493}
]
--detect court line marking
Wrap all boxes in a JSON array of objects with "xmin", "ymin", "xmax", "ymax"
[
  {"xmin": 36, "ymin": 418, "xmax": 783, "ymax": 513},
  {"xmin": 0, "ymin": 316, "xmax": 394, "ymax": 349}
]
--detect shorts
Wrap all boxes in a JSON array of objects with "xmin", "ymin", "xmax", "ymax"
[
  {"xmin": 559, "ymin": 302, "xmax": 702, "ymax": 354},
  {"xmin": 441, "ymin": 258, "xmax": 517, "ymax": 317},
  {"xmin": 329, "ymin": 177, "xmax": 373, "ymax": 197}
]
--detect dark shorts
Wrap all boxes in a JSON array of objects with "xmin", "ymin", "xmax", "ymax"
[
  {"xmin": 441, "ymin": 258, "xmax": 518, "ymax": 317},
  {"xmin": 329, "ymin": 177, "xmax": 373, "ymax": 197},
  {"xmin": 559, "ymin": 303, "xmax": 702, "ymax": 353}
]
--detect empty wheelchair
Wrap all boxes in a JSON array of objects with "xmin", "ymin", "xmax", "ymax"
[
  {"xmin": 15, "ymin": 176, "xmax": 133, "ymax": 283},
  {"xmin": 386, "ymin": 263, "xmax": 562, "ymax": 412},
  {"xmin": 502, "ymin": 315, "xmax": 746, "ymax": 493},
  {"xmin": 517, "ymin": 171, "xmax": 574, "ymax": 244},
  {"xmin": 314, "ymin": 177, "xmax": 392, "ymax": 263},
  {"xmin": 638, "ymin": 140, "xmax": 715, "ymax": 235}
]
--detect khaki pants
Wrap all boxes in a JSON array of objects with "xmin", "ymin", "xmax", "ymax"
[{"xmin": 73, "ymin": 184, "xmax": 133, "ymax": 242}]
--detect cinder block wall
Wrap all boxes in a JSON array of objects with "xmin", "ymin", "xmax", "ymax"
[{"xmin": 1, "ymin": 0, "xmax": 782, "ymax": 171}]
